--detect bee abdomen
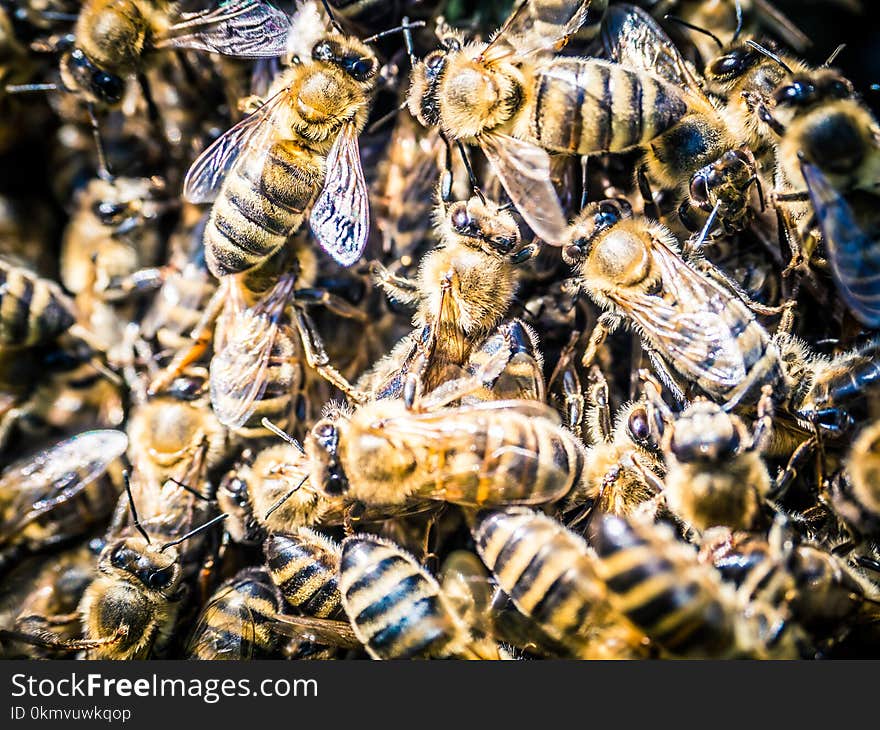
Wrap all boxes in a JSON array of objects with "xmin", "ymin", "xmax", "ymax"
[
  {"xmin": 531, "ymin": 60, "xmax": 689, "ymax": 155},
  {"xmin": 474, "ymin": 509, "xmax": 601, "ymax": 642},
  {"xmin": 592, "ymin": 515, "xmax": 735, "ymax": 657},
  {"xmin": 205, "ymin": 142, "xmax": 322, "ymax": 277},
  {"xmin": 0, "ymin": 263, "xmax": 75, "ymax": 347},
  {"xmin": 340, "ymin": 536, "xmax": 465, "ymax": 659},
  {"xmin": 264, "ymin": 530, "xmax": 342, "ymax": 619}
]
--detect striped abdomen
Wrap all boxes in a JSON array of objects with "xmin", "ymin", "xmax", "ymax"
[
  {"xmin": 0, "ymin": 262, "xmax": 75, "ymax": 347},
  {"xmin": 264, "ymin": 529, "xmax": 342, "ymax": 618},
  {"xmin": 474, "ymin": 509, "xmax": 604, "ymax": 646},
  {"xmin": 187, "ymin": 569, "xmax": 284, "ymax": 660},
  {"xmin": 425, "ymin": 411, "xmax": 584, "ymax": 506},
  {"xmin": 339, "ymin": 535, "xmax": 469, "ymax": 659},
  {"xmin": 806, "ymin": 345, "xmax": 880, "ymax": 413},
  {"xmin": 205, "ymin": 141, "xmax": 322, "ymax": 277},
  {"xmin": 591, "ymin": 514, "xmax": 736, "ymax": 658},
  {"xmin": 528, "ymin": 59, "xmax": 690, "ymax": 154}
]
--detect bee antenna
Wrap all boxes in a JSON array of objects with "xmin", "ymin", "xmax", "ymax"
[
  {"xmin": 263, "ymin": 474, "xmax": 310, "ymax": 521},
  {"xmin": 167, "ymin": 477, "xmax": 211, "ymax": 501},
  {"xmin": 5, "ymin": 82, "xmax": 59, "ymax": 93},
  {"xmin": 497, "ymin": 202, "xmax": 516, "ymax": 212},
  {"xmin": 366, "ymin": 100, "xmax": 409, "ymax": 135},
  {"xmin": 745, "ymin": 40, "xmax": 792, "ymax": 74},
  {"xmin": 362, "ymin": 18, "xmax": 426, "ymax": 47},
  {"xmin": 261, "ymin": 417, "xmax": 305, "ymax": 454},
  {"xmin": 159, "ymin": 513, "xmax": 228, "ymax": 553},
  {"xmin": 123, "ymin": 470, "xmax": 151, "ymax": 544},
  {"xmin": 456, "ymin": 141, "xmax": 486, "ymax": 204},
  {"xmin": 696, "ymin": 200, "xmax": 723, "ymax": 248},
  {"xmin": 749, "ymin": 175, "xmax": 766, "ymax": 212},
  {"xmin": 731, "ymin": 0, "xmax": 744, "ymax": 42},
  {"xmin": 663, "ymin": 15, "xmax": 723, "ymax": 51},
  {"xmin": 319, "ymin": 0, "xmax": 345, "ymax": 35},
  {"xmin": 86, "ymin": 103, "xmax": 113, "ymax": 182},
  {"xmin": 822, "ymin": 44, "xmax": 846, "ymax": 68}
]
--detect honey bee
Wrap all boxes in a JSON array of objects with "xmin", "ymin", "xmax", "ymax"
[
  {"xmin": 0, "ymin": 430, "xmax": 126, "ymax": 575},
  {"xmin": 305, "ymin": 389, "xmax": 586, "ymax": 510},
  {"xmin": 59, "ymin": 0, "xmax": 291, "ymax": 107},
  {"xmin": 564, "ymin": 199, "xmax": 783, "ymax": 409},
  {"xmin": 650, "ymin": 381, "xmax": 776, "ymax": 532},
  {"xmin": 565, "ymin": 365, "xmax": 666, "ymax": 519},
  {"xmin": 184, "ymin": 4, "xmax": 380, "ymax": 275},
  {"xmin": 365, "ymin": 195, "xmax": 542, "ymax": 404},
  {"xmin": 407, "ymin": 3, "xmax": 693, "ymax": 243},
  {"xmin": 590, "ymin": 513, "xmax": 808, "ymax": 658},
  {"xmin": 339, "ymin": 534, "xmax": 502, "ymax": 659},
  {"xmin": 473, "ymin": 507, "xmax": 650, "ymax": 659},
  {"xmin": 187, "ymin": 567, "xmax": 287, "ymax": 660}
]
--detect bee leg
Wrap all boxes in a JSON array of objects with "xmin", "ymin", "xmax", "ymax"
[
  {"xmin": 750, "ymin": 385, "xmax": 776, "ymax": 452},
  {"xmin": 585, "ymin": 364, "xmax": 613, "ymax": 444},
  {"xmin": 742, "ymin": 92, "xmax": 786, "ymax": 136},
  {"xmin": 294, "ymin": 287, "xmax": 369, "ymax": 322},
  {"xmin": 469, "ymin": 319, "xmax": 545, "ymax": 401},
  {"xmin": 687, "ymin": 256, "xmax": 787, "ymax": 316},
  {"xmin": 767, "ymin": 437, "xmax": 818, "ymax": 501},
  {"xmin": 581, "ymin": 313, "xmax": 620, "ymax": 367},
  {"xmin": 293, "ymin": 307, "xmax": 365, "ymax": 403},
  {"xmin": 580, "ymin": 155, "xmax": 590, "ymax": 211},
  {"xmin": 644, "ymin": 348, "xmax": 687, "ymax": 405},
  {"xmin": 369, "ymin": 261, "xmax": 421, "ymax": 306},
  {"xmin": 343, "ymin": 501, "xmax": 366, "ymax": 536},
  {"xmin": 637, "ymin": 166, "xmax": 660, "ymax": 221}
]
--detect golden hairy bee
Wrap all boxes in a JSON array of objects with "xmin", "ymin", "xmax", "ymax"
[
  {"xmin": 184, "ymin": 2, "xmax": 381, "ymax": 276},
  {"xmin": 407, "ymin": 0, "xmax": 692, "ymax": 243},
  {"xmin": 59, "ymin": 0, "xmax": 291, "ymax": 107}
]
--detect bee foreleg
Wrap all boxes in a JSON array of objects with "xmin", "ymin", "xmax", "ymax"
[
  {"xmin": 637, "ymin": 165, "xmax": 660, "ymax": 222},
  {"xmin": 767, "ymin": 436, "xmax": 818, "ymax": 501},
  {"xmin": 644, "ymin": 349, "xmax": 687, "ymax": 405},
  {"xmin": 294, "ymin": 287, "xmax": 369, "ymax": 321},
  {"xmin": 585, "ymin": 365, "xmax": 613, "ymax": 444},
  {"xmin": 369, "ymin": 261, "xmax": 421, "ymax": 306},
  {"xmin": 581, "ymin": 312, "xmax": 620, "ymax": 367},
  {"xmin": 750, "ymin": 385, "xmax": 776, "ymax": 453},
  {"xmin": 742, "ymin": 91, "xmax": 786, "ymax": 137},
  {"xmin": 294, "ymin": 308, "xmax": 365, "ymax": 403}
]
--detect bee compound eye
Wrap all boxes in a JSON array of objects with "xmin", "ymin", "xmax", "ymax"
[
  {"xmin": 690, "ymin": 174, "xmax": 710, "ymax": 204},
  {"xmin": 451, "ymin": 206, "xmax": 471, "ymax": 231},
  {"xmin": 627, "ymin": 408, "xmax": 651, "ymax": 441}
]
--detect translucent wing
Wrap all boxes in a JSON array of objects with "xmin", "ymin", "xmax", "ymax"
[
  {"xmin": 209, "ymin": 274, "xmax": 297, "ymax": 429},
  {"xmin": 611, "ymin": 242, "xmax": 750, "ymax": 387},
  {"xmin": 802, "ymin": 160, "xmax": 880, "ymax": 327},
  {"xmin": 0, "ymin": 431, "xmax": 127, "ymax": 543},
  {"xmin": 183, "ymin": 87, "xmax": 288, "ymax": 204},
  {"xmin": 270, "ymin": 613, "xmax": 362, "ymax": 649},
  {"xmin": 602, "ymin": 4, "xmax": 703, "ymax": 94},
  {"xmin": 309, "ymin": 123, "xmax": 370, "ymax": 267},
  {"xmin": 482, "ymin": 0, "xmax": 598, "ymax": 61},
  {"xmin": 186, "ymin": 584, "xmax": 258, "ymax": 660},
  {"xmin": 480, "ymin": 132, "xmax": 568, "ymax": 245},
  {"xmin": 158, "ymin": 0, "xmax": 291, "ymax": 58}
]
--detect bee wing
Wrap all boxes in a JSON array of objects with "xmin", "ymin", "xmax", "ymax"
[
  {"xmin": 802, "ymin": 160, "xmax": 880, "ymax": 327},
  {"xmin": 209, "ymin": 275, "xmax": 298, "ymax": 429},
  {"xmin": 0, "ymin": 430, "xmax": 127, "ymax": 543},
  {"xmin": 601, "ymin": 4, "xmax": 704, "ymax": 96},
  {"xmin": 157, "ymin": 0, "xmax": 291, "ymax": 58},
  {"xmin": 270, "ymin": 613, "xmax": 362, "ymax": 649},
  {"xmin": 309, "ymin": 123, "xmax": 370, "ymax": 267},
  {"xmin": 183, "ymin": 87, "xmax": 288, "ymax": 204},
  {"xmin": 611, "ymin": 251, "xmax": 748, "ymax": 387},
  {"xmin": 481, "ymin": 0, "xmax": 596, "ymax": 61},
  {"xmin": 186, "ymin": 585, "xmax": 258, "ymax": 660},
  {"xmin": 480, "ymin": 132, "xmax": 568, "ymax": 245}
]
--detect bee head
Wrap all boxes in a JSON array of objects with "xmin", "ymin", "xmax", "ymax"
[
  {"xmin": 103, "ymin": 537, "xmax": 182, "ymax": 595},
  {"xmin": 59, "ymin": 48, "xmax": 125, "ymax": 106},
  {"xmin": 217, "ymin": 472, "xmax": 259, "ymax": 545},
  {"xmin": 311, "ymin": 37, "xmax": 378, "ymax": 86},
  {"xmin": 623, "ymin": 403, "xmax": 664, "ymax": 451},
  {"xmin": 563, "ymin": 199, "xmax": 632, "ymax": 263},
  {"xmin": 408, "ymin": 48, "xmax": 450, "ymax": 127},
  {"xmin": 669, "ymin": 401, "xmax": 742, "ymax": 463},
  {"xmin": 307, "ymin": 418, "xmax": 350, "ymax": 497},
  {"xmin": 689, "ymin": 149, "xmax": 754, "ymax": 211},
  {"xmin": 706, "ymin": 44, "xmax": 764, "ymax": 83},
  {"xmin": 448, "ymin": 197, "xmax": 520, "ymax": 255}
]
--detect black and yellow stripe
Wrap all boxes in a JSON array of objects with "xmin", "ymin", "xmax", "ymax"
[
  {"xmin": 0, "ymin": 261, "xmax": 75, "ymax": 347},
  {"xmin": 264, "ymin": 529, "xmax": 342, "ymax": 619},
  {"xmin": 339, "ymin": 535, "xmax": 467, "ymax": 659},
  {"xmin": 591, "ymin": 514, "xmax": 736, "ymax": 658},
  {"xmin": 204, "ymin": 141, "xmax": 322, "ymax": 278},
  {"xmin": 530, "ymin": 59, "xmax": 689, "ymax": 155}
]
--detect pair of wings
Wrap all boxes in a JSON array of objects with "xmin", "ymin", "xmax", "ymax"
[
  {"xmin": 183, "ymin": 89, "xmax": 369, "ymax": 268},
  {"xmin": 801, "ymin": 159, "xmax": 880, "ymax": 328},
  {"xmin": 0, "ymin": 430, "xmax": 128, "ymax": 546},
  {"xmin": 155, "ymin": 0, "xmax": 291, "ymax": 58},
  {"xmin": 607, "ymin": 237, "xmax": 750, "ymax": 388},
  {"xmin": 210, "ymin": 274, "xmax": 301, "ymax": 429}
]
